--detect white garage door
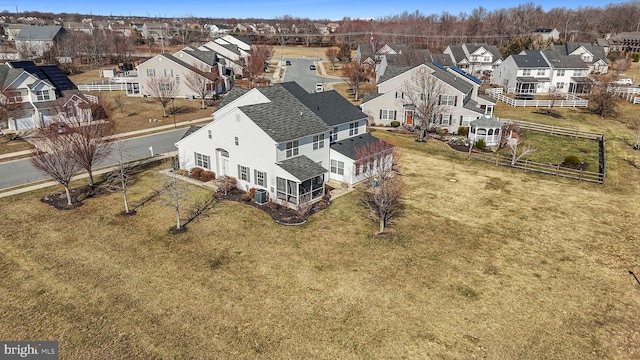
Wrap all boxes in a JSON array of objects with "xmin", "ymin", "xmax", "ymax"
[{"xmin": 10, "ymin": 115, "xmax": 33, "ymax": 131}]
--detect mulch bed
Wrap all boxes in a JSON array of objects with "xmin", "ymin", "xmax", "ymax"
[
  {"xmin": 41, "ymin": 184, "xmax": 116, "ymax": 210},
  {"xmin": 216, "ymin": 188, "xmax": 331, "ymax": 225}
]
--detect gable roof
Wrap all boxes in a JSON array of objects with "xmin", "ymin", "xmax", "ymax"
[
  {"xmin": 430, "ymin": 54, "xmax": 455, "ymax": 67},
  {"xmin": 180, "ymin": 47, "xmax": 217, "ymax": 65},
  {"xmin": 552, "ymin": 42, "xmax": 607, "ymax": 62},
  {"xmin": 426, "ymin": 63, "xmax": 474, "ymax": 95},
  {"xmin": 15, "ymin": 25, "xmax": 64, "ymax": 41},
  {"xmin": 238, "ymin": 85, "xmax": 329, "ymax": 143},
  {"xmin": 447, "ymin": 45, "xmax": 466, "ymax": 63},
  {"xmin": 378, "ymin": 65, "xmax": 413, "ymax": 84},
  {"xmin": 511, "ymin": 50, "xmax": 550, "ymax": 68},
  {"xmin": 7, "ymin": 61, "xmax": 76, "ymax": 92},
  {"xmin": 180, "ymin": 125, "xmax": 202, "ymax": 140},
  {"xmin": 280, "ymin": 82, "xmax": 367, "ymax": 127},
  {"xmin": 542, "ymin": 50, "xmax": 589, "ymax": 69}
]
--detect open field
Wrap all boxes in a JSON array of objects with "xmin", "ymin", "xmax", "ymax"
[{"xmin": 1, "ymin": 127, "xmax": 639, "ymax": 358}]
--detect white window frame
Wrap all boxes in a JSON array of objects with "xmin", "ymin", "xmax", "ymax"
[
  {"xmin": 522, "ymin": 69, "xmax": 531, "ymax": 76},
  {"xmin": 255, "ymin": 170, "xmax": 266, "ymax": 187},
  {"xmin": 286, "ymin": 140, "xmax": 299, "ymax": 158},
  {"xmin": 35, "ymin": 90, "xmax": 50, "ymax": 101},
  {"xmin": 239, "ymin": 165, "xmax": 250, "ymax": 182},
  {"xmin": 147, "ymin": 68, "xmax": 155, "ymax": 77},
  {"xmin": 330, "ymin": 159, "xmax": 344, "ymax": 175},
  {"xmin": 555, "ymin": 82, "xmax": 565, "ymax": 89},
  {"xmin": 536, "ymin": 68, "xmax": 545, "ymax": 76},
  {"xmin": 349, "ymin": 122, "xmax": 359, "ymax": 136},
  {"xmin": 313, "ymin": 134, "xmax": 324, "ymax": 150},
  {"xmin": 175, "ymin": 74, "xmax": 180, "ymax": 85},
  {"xmin": 556, "ymin": 69, "xmax": 565, "ymax": 76},
  {"xmin": 194, "ymin": 152, "xmax": 210, "ymax": 170},
  {"xmin": 330, "ymin": 127, "xmax": 338, "ymax": 143},
  {"xmin": 380, "ymin": 109, "xmax": 395, "ymax": 121},
  {"xmin": 164, "ymin": 69, "xmax": 173, "ymax": 77},
  {"xmin": 439, "ymin": 94, "xmax": 456, "ymax": 106}
]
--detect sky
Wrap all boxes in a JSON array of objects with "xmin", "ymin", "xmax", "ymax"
[{"xmin": 0, "ymin": 0, "xmax": 631, "ymax": 21}]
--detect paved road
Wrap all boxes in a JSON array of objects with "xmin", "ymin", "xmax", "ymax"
[
  {"xmin": 281, "ymin": 57, "xmax": 343, "ymax": 93},
  {"xmin": 0, "ymin": 128, "xmax": 188, "ymax": 191}
]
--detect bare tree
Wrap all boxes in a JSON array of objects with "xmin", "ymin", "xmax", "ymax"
[
  {"xmin": 184, "ymin": 62, "xmax": 220, "ymax": 109},
  {"xmin": 55, "ymin": 104, "xmax": 115, "ymax": 187},
  {"xmin": 30, "ymin": 125, "xmax": 83, "ymax": 207},
  {"xmin": 355, "ymin": 139, "xmax": 403, "ymax": 233},
  {"xmin": 499, "ymin": 122, "xmax": 521, "ymax": 149},
  {"xmin": 342, "ymin": 60, "xmax": 374, "ymax": 101},
  {"xmin": 546, "ymin": 87, "xmax": 563, "ymax": 116},
  {"xmin": 0, "ymin": 87, "xmax": 22, "ymax": 130},
  {"xmin": 507, "ymin": 137, "xmax": 537, "ymax": 165},
  {"xmin": 325, "ymin": 47, "xmax": 339, "ymax": 72},
  {"xmin": 253, "ymin": 44, "xmax": 275, "ymax": 64},
  {"xmin": 113, "ymin": 94, "xmax": 126, "ymax": 118},
  {"xmin": 242, "ymin": 55, "xmax": 266, "ymax": 87},
  {"xmin": 589, "ymin": 75, "xmax": 618, "ymax": 118},
  {"xmin": 144, "ymin": 76, "xmax": 178, "ymax": 117},
  {"xmin": 401, "ymin": 68, "xmax": 447, "ymax": 141},
  {"xmin": 163, "ymin": 166, "xmax": 188, "ymax": 231}
]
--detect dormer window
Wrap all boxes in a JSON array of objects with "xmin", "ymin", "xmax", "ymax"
[{"xmin": 35, "ymin": 90, "xmax": 50, "ymax": 101}]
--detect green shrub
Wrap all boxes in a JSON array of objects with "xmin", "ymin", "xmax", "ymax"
[
  {"xmin": 436, "ymin": 128, "xmax": 447, "ymax": 136},
  {"xmin": 634, "ymin": 53, "xmax": 640, "ymax": 62},
  {"xmin": 475, "ymin": 138, "xmax": 487, "ymax": 150},
  {"xmin": 390, "ymin": 121, "xmax": 400, "ymax": 127},
  {"xmin": 458, "ymin": 126, "xmax": 469, "ymax": 137},
  {"xmin": 563, "ymin": 155, "xmax": 581, "ymax": 166}
]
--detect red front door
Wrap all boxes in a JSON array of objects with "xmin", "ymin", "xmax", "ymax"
[{"xmin": 405, "ymin": 110, "xmax": 413, "ymax": 125}]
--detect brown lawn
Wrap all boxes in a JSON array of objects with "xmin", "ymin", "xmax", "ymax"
[{"xmin": 0, "ymin": 126, "xmax": 639, "ymax": 358}]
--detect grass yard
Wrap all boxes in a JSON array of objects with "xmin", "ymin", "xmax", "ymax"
[{"xmin": 1, "ymin": 127, "xmax": 639, "ymax": 358}]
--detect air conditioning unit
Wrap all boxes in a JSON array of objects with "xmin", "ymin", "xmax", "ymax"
[{"xmin": 254, "ymin": 189, "xmax": 268, "ymax": 204}]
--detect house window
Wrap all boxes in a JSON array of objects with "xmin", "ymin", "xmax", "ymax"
[
  {"xmin": 395, "ymin": 92, "xmax": 404, "ymax": 99},
  {"xmin": 522, "ymin": 69, "xmax": 531, "ymax": 76},
  {"xmin": 380, "ymin": 109, "xmax": 396, "ymax": 121},
  {"xmin": 194, "ymin": 152, "xmax": 210, "ymax": 170},
  {"xmin": 313, "ymin": 134, "xmax": 324, "ymax": 150},
  {"xmin": 208, "ymin": 130, "xmax": 212, "ymax": 139},
  {"xmin": 164, "ymin": 69, "xmax": 173, "ymax": 77},
  {"xmin": 349, "ymin": 122, "xmax": 359, "ymax": 136},
  {"xmin": 556, "ymin": 69, "xmax": 565, "ymax": 76},
  {"xmin": 160, "ymin": 82, "xmax": 172, "ymax": 91},
  {"xmin": 234, "ymin": 136, "xmax": 239, "ymax": 146},
  {"xmin": 330, "ymin": 127, "xmax": 338, "ymax": 143},
  {"xmin": 331, "ymin": 159, "xmax": 344, "ymax": 175},
  {"xmin": 255, "ymin": 170, "xmax": 266, "ymax": 187},
  {"xmin": 483, "ymin": 55, "xmax": 490, "ymax": 61},
  {"xmin": 286, "ymin": 140, "xmax": 299, "ymax": 158},
  {"xmin": 35, "ymin": 90, "xmax": 50, "ymax": 101},
  {"xmin": 147, "ymin": 68, "xmax": 155, "ymax": 77},
  {"xmin": 238, "ymin": 165, "xmax": 250, "ymax": 182},
  {"xmin": 555, "ymin": 82, "xmax": 565, "ymax": 89},
  {"xmin": 439, "ymin": 95, "xmax": 456, "ymax": 106},
  {"xmin": 439, "ymin": 114, "xmax": 452, "ymax": 126},
  {"xmin": 175, "ymin": 74, "xmax": 180, "ymax": 85},
  {"xmin": 536, "ymin": 69, "xmax": 545, "ymax": 76}
]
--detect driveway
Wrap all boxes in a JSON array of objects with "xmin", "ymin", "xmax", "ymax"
[{"xmin": 279, "ymin": 58, "xmax": 343, "ymax": 94}]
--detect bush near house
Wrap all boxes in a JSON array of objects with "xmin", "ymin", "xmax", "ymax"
[
  {"xmin": 390, "ymin": 121, "xmax": 400, "ymax": 127},
  {"xmin": 475, "ymin": 138, "xmax": 487, "ymax": 150}
]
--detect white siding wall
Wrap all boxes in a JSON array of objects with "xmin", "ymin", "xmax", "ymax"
[
  {"xmin": 138, "ymin": 56, "xmax": 203, "ymax": 98},
  {"xmin": 275, "ymin": 132, "xmax": 330, "ymax": 167},
  {"xmin": 491, "ymin": 57, "xmax": 519, "ymax": 89}
]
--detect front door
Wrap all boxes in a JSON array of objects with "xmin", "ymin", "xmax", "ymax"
[
  {"xmin": 405, "ymin": 110, "xmax": 413, "ymax": 126},
  {"xmin": 217, "ymin": 149, "xmax": 229, "ymax": 177}
]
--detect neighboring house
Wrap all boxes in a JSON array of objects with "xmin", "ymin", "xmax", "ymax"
[
  {"xmin": 598, "ymin": 32, "xmax": 640, "ymax": 53},
  {"xmin": 215, "ymin": 34, "xmax": 252, "ymax": 52},
  {"xmin": 175, "ymin": 82, "xmax": 387, "ymax": 208},
  {"xmin": 199, "ymin": 37, "xmax": 251, "ymax": 77},
  {"xmin": 3, "ymin": 23, "xmax": 28, "ymax": 41},
  {"xmin": 491, "ymin": 49, "xmax": 595, "ymax": 95},
  {"xmin": 0, "ymin": 61, "xmax": 90, "ymax": 131},
  {"xmin": 550, "ymin": 42, "xmax": 609, "ymax": 74},
  {"xmin": 491, "ymin": 50, "xmax": 552, "ymax": 95},
  {"xmin": 142, "ymin": 22, "xmax": 169, "ymax": 42},
  {"xmin": 14, "ymin": 25, "xmax": 67, "ymax": 59},
  {"xmin": 64, "ymin": 21, "xmax": 93, "ymax": 34},
  {"xmin": 135, "ymin": 49, "xmax": 230, "ymax": 98},
  {"xmin": 361, "ymin": 62, "xmax": 495, "ymax": 134},
  {"xmin": 443, "ymin": 43, "xmax": 503, "ymax": 75},
  {"xmin": 532, "ymin": 28, "xmax": 560, "ymax": 42},
  {"xmin": 356, "ymin": 43, "xmax": 408, "ymax": 65}
]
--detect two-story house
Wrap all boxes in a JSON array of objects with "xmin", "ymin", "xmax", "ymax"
[
  {"xmin": 549, "ymin": 42, "xmax": 608, "ymax": 74},
  {"xmin": 0, "ymin": 61, "xmax": 90, "ymax": 130},
  {"xmin": 175, "ymin": 82, "xmax": 384, "ymax": 208},
  {"xmin": 361, "ymin": 63, "xmax": 495, "ymax": 134},
  {"xmin": 134, "ymin": 46, "xmax": 233, "ymax": 98},
  {"xmin": 199, "ymin": 37, "xmax": 250, "ymax": 77},
  {"xmin": 14, "ymin": 25, "xmax": 67, "ymax": 60},
  {"xmin": 443, "ymin": 43, "xmax": 503, "ymax": 75},
  {"xmin": 491, "ymin": 50, "xmax": 552, "ymax": 95},
  {"xmin": 542, "ymin": 50, "xmax": 590, "ymax": 94}
]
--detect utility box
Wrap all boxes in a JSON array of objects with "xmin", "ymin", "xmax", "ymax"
[{"xmin": 254, "ymin": 189, "xmax": 268, "ymax": 204}]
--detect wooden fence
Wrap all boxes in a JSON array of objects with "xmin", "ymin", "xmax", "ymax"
[
  {"xmin": 485, "ymin": 88, "xmax": 588, "ymax": 108},
  {"xmin": 469, "ymin": 150, "xmax": 605, "ymax": 184},
  {"xmin": 496, "ymin": 118, "xmax": 604, "ymax": 140}
]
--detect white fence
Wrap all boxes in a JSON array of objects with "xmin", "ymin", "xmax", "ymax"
[
  {"xmin": 485, "ymin": 88, "xmax": 588, "ymax": 108},
  {"xmin": 78, "ymin": 83, "xmax": 127, "ymax": 91},
  {"xmin": 608, "ymin": 85, "xmax": 640, "ymax": 104}
]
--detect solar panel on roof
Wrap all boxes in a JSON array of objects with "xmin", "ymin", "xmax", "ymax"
[
  {"xmin": 450, "ymin": 66, "xmax": 482, "ymax": 85},
  {"xmin": 431, "ymin": 62, "xmax": 447, "ymax": 71}
]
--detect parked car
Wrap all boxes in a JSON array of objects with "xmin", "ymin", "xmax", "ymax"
[
  {"xmin": 315, "ymin": 83, "xmax": 324, "ymax": 93},
  {"xmin": 309, "ymin": 64, "xmax": 316, "ymax": 70},
  {"xmin": 614, "ymin": 78, "xmax": 633, "ymax": 86},
  {"xmin": 285, "ymin": 60, "xmax": 291, "ymax": 66}
]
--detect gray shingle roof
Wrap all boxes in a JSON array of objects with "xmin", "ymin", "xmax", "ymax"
[
  {"xmin": 330, "ymin": 133, "xmax": 391, "ymax": 160},
  {"xmin": 470, "ymin": 117, "xmax": 502, "ymax": 128},
  {"xmin": 462, "ymin": 98, "xmax": 484, "ymax": 114},
  {"xmin": 217, "ymin": 87, "xmax": 250, "ymax": 108},
  {"xmin": 181, "ymin": 48, "xmax": 217, "ymax": 65},
  {"xmin": 378, "ymin": 65, "xmax": 413, "ymax": 84},
  {"xmin": 362, "ymin": 92, "xmax": 383, "ymax": 103},
  {"xmin": 511, "ymin": 50, "xmax": 550, "ymax": 68},
  {"xmin": 430, "ymin": 54, "xmax": 455, "ymax": 67},
  {"xmin": 15, "ymin": 25, "xmax": 64, "ymax": 41},
  {"xmin": 280, "ymin": 82, "xmax": 367, "ymax": 127},
  {"xmin": 425, "ymin": 63, "xmax": 474, "ymax": 95},
  {"xmin": 447, "ymin": 45, "xmax": 466, "ymax": 63},
  {"xmin": 543, "ymin": 50, "xmax": 589, "ymax": 69},
  {"xmin": 180, "ymin": 125, "xmax": 202, "ymax": 140},
  {"xmin": 552, "ymin": 42, "xmax": 607, "ymax": 62},
  {"xmin": 277, "ymin": 155, "xmax": 327, "ymax": 181},
  {"xmin": 239, "ymin": 85, "xmax": 330, "ymax": 143}
]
